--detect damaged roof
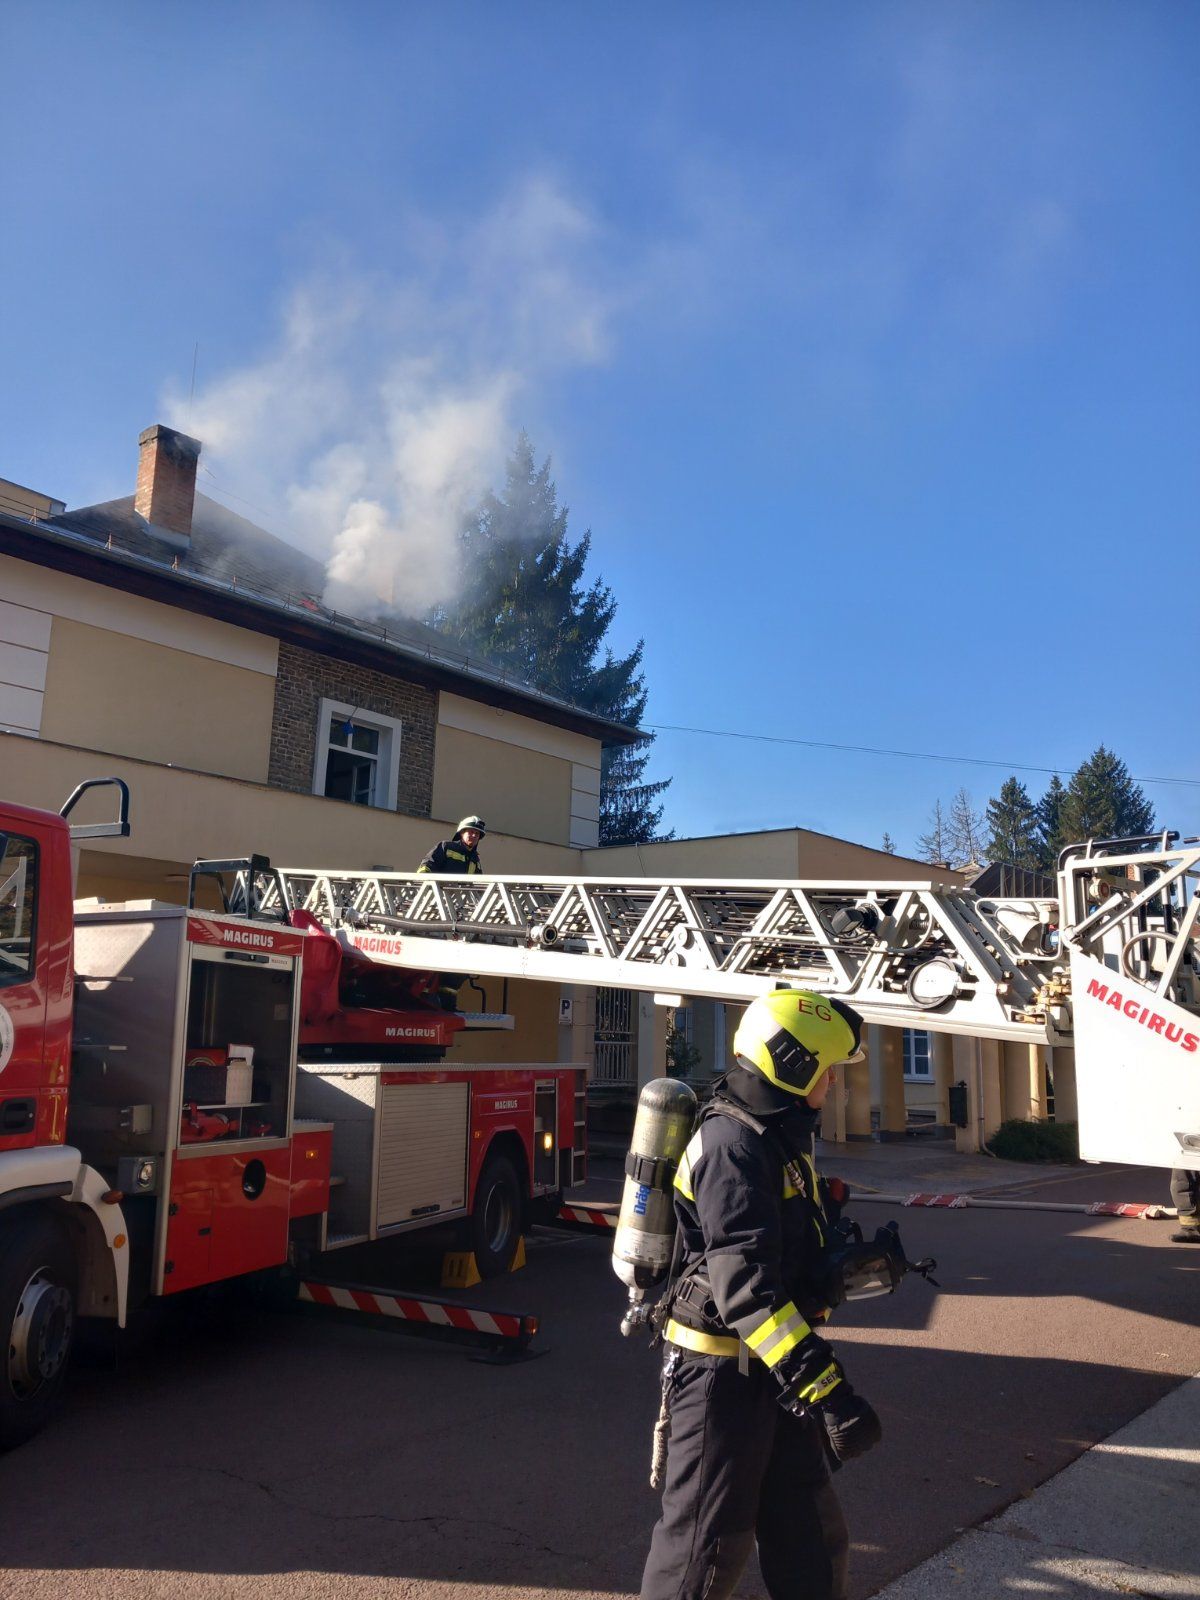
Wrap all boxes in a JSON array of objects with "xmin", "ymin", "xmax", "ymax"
[{"xmin": 0, "ymin": 491, "xmax": 641, "ymax": 744}]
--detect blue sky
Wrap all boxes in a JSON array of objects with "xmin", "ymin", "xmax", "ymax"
[{"xmin": 3, "ymin": 2, "xmax": 1198, "ymax": 855}]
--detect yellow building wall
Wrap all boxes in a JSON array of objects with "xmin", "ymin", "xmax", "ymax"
[
  {"xmin": 0, "ymin": 479, "xmax": 64, "ymax": 520},
  {"xmin": 432, "ymin": 724, "xmax": 573, "ymax": 848},
  {"xmin": 445, "ymin": 978, "xmax": 564, "ymax": 1066},
  {"xmin": 2, "ymin": 733, "xmax": 582, "ymax": 888},
  {"xmin": 434, "ymin": 691, "xmax": 602, "ymax": 849},
  {"xmin": 40, "ymin": 618, "xmax": 276, "ymax": 783}
]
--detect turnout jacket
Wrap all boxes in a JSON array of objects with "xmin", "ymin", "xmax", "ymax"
[
  {"xmin": 668, "ymin": 1069, "xmax": 832, "ymax": 1374},
  {"xmin": 416, "ymin": 837, "xmax": 482, "ymax": 875}
]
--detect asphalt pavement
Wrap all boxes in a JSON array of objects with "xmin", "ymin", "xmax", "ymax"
[
  {"xmin": 872, "ymin": 1373, "xmax": 1199, "ymax": 1598},
  {"xmin": 0, "ymin": 1146, "xmax": 1196, "ymax": 1600}
]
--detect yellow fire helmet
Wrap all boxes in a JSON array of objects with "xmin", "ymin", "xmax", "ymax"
[{"xmin": 732, "ymin": 989, "xmax": 866, "ymax": 1097}]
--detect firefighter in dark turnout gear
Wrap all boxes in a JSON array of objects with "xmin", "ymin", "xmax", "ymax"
[
  {"xmin": 417, "ymin": 815, "xmax": 486, "ymax": 876},
  {"xmin": 640, "ymin": 990, "xmax": 880, "ymax": 1600},
  {"xmin": 415, "ymin": 816, "xmax": 485, "ymax": 1008}
]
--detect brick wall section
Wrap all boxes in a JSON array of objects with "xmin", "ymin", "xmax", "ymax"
[{"xmin": 268, "ymin": 641, "xmax": 437, "ymax": 817}]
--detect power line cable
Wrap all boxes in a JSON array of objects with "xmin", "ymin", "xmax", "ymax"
[
  {"xmin": 199, "ymin": 467, "xmax": 292, "ymax": 532},
  {"xmin": 645, "ymin": 723, "xmax": 1200, "ymax": 792}
]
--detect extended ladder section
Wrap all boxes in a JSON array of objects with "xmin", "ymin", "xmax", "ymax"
[
  {"xmin": 222, "ymin": 834, "xmax": 1199, "ymax": 1172},
  {"xmin": 234, "ymin": 864, "xmax": 1068, "ymax": 1043}
]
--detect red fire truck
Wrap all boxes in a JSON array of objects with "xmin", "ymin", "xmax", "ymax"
[{"xmin": 0, "ymin": 781, "xmax": 587, "ymax": 1448}]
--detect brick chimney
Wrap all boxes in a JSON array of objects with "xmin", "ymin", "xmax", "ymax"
[{"xmin": 134, "ymin": 424, "xmax": 201, "ymax": 540}]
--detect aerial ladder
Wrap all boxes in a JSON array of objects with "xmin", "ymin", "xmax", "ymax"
[{"xmin": 222, "ymin": 830, "xmax": 1200, "ymax": 1173}]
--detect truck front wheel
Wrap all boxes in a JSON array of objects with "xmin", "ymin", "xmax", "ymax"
[
  {"xmin": 0, "ymin": 1213, "xmax": 77, "ymax": 1451},
  {"xmin": 469, "ymin": 1154, "xmax": 522, "ymax": 1278}
]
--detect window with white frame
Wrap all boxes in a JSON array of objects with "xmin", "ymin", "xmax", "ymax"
[
  {"xmin": 313, "ymin": 700, "xmax": 403, "ymax": 810},
  {"xmin": 902, "ymin": 1029, "xmax": 933, "ymax": 1080}
]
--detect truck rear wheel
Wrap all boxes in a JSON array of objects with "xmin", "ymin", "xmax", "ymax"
[
  {"xmin": 469, "ymin": 1154, "xmax": 522, "ymax": 1278},
  {"xmin": 0, "ymin": 1213, "xmax": 77, "ymax": 1451}
]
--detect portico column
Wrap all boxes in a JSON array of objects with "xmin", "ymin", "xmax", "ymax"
[
  {"xmin": 842, "ymin": 1052, "xmax": 872, "ymax": 1140},
  {"xmin": 1029, "ymin": 1044, "xmax": 1048, "ymax": 1121},
  {"xmin": 868, "ymin": 1024, "xmax": 907, "ymax": 1139},
  {"xmin": 636, "ymin": 992, "xmax": 670, "ymax": 1091},
  {"xmin": 932, "ymin": 1032, "xmax": 954, "ymax": 1128}
]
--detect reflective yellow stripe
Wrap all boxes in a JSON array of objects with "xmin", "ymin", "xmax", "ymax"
[
  {"xmin": 798, "ymin": 1362, "xmax": 842, "ymax": 1405},
  {"xmin": 745, "ymin": 1301, "xmax": 808, "ymax": 1352},
  {"xmin": 674, "ymin": 1149, "xmax": 695, "ymax": 1201},
  {"xmin": 665, "ymin": 1320, "xmax": 741, "ymax": 1358},
  {"xmin": 755, "ymin": 1309, "xmax": 813, "ymax": 1369}
]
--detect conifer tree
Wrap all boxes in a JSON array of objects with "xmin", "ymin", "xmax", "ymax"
[
  {"xmin": 984, "ymin": 778, "xmax": 1042, "ymax": 868},
  {"xmin": 436, "ymin": 434, "xmax": 671, "ymax": 843},
  {"xmin": 1036, "ymin": 774, "xmax": 1068, "ymax": 870},
  {"xmin": 1058, "ymin": 746, "xmax": 1155, "ymax": 845},
  {"xmin": 881, "ymin": 832, "xmax": 897, "ymax": 855}
]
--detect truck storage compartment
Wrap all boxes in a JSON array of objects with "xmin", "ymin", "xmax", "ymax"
[
  {"xmin": 294, "ymin": 1066, "xmax": 471, "ymax": 1243},
  {"xmin": 377, "ymin": 1082, "xmax": 467, "ymax": 1226},
  {"xmin": 163, "ymin": 1145, "xmax": 293, "ymax": 1293},
  {"xmin": 182, "ymin": 952, "xmax": 296, "ymax": 1141}
]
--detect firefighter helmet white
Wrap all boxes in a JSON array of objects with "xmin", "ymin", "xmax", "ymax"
[{"xmin": 455, "ymin": 815, "xmax": 486, "ymax": 837}]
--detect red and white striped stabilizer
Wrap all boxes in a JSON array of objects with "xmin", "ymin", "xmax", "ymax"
[
  {"xmin": 298, "ymin": 1280, "xmax": 537, "ymax": 1346},
  {"xmin": 1084, "ymin": 1201, "xmax": 1167, "ymax": 1218},
  {"xmin": 554, "ymin": 1202, "xmax": 619, "ymax": 1231},
  {"xmin": 854, "ymin": 1192, "xmax": 1171, "ymax": 1219}
]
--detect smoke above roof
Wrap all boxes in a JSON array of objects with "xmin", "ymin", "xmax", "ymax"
[{"xmin": 163, "ymin": 177, "xmax": 619, "ymax": 618}]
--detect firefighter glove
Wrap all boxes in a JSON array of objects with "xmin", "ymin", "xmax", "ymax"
[
  {"xmin": 820, "ymin": 1381, "xmax": 883, "ymax": 1463},
  {"xmin": 772, "ymin": 1331, "xmax": 844, "ymax": 1415}
]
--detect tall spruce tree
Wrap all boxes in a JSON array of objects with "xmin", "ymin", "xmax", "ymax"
[
  {"xmin": 1058, "ymin": 745, "xmax": 1155, "ymax": 845},
  {"xmin": 984, "ymin": 777, "xmax": 1042, "ymax": 868},
  {"xmin": 1037, "ymin": 774, "xmax": 1068, "ymax": 870},
  {"xmin": 435, "ymin": 434, "xmax": 671, "ymax": 843}
]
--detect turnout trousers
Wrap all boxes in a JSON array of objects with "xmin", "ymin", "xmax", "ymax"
[{"xmin": 639, "ymin": 1351, "xmax": 849, "ymax": 1600}]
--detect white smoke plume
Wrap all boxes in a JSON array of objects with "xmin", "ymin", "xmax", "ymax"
[{"xmin": 164, "ymin": 177, "xmax": 618, "ymax": 617}]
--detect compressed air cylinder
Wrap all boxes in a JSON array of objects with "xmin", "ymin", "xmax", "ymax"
[{"xmin": 612, "ymin": 1077, "xmax": 698, "ymax": 1295}]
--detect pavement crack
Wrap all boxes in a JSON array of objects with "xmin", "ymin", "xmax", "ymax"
[{"xmin": 113, "ymin": 1463, "xmax": 589, "ymax": 1564}]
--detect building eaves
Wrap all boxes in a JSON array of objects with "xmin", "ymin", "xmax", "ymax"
[{"xmin": 0, "ymin": 509, "xmax": 642, "ymax": 746}]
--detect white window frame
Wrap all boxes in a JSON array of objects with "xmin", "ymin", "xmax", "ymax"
[
  {"xmin": 312, "ymin": 699, "xmax": 403, "ymax": 812},
  {"xmin": 902, "ymin": 1029, "xmax": 934, "ymax": 1081}
]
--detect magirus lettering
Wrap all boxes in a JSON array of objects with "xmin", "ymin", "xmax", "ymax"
[
  {"xmin": 224, "ymin": 928, "xmax": 277, "ymax": 949},
  {"xmin": 1085, "ymin": 977, "xmax": 1199, "ymax": 1053}
]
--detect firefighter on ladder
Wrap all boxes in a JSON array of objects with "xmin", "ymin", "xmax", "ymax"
[
  {"xmin": 416, "ymin": 816, "xmax": 486, "ymax": 1010},
  {"xmin": 640, "ymin": 990, "xmax": 881, "ymax": 1600},
  {"xmin": 417, "ymin": 815, "xmax": 486, "ymax": 876}
]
